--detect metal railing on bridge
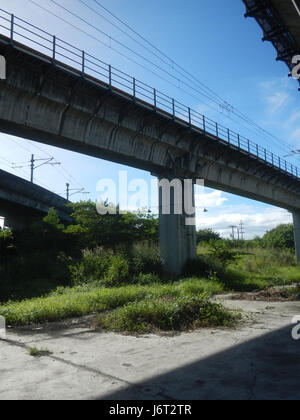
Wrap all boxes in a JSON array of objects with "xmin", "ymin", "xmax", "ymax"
[{"xmin": 0, "ymin": 8, "xmax": 299, "ymax": 180}]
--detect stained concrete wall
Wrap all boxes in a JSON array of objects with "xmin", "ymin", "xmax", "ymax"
[
  {"xmin": 1, "ymin": 37, "xmax": 300, "ymax": 271},
  {"xmin": 293, "ymin": 212, "xmax": 300, "ymax": 262},
  {"xmin": 159, "ymin": 178, "xmax": 197, "ymax": 274},
  {"xmin": 0, "ymin": 37, "xmax": 299, "ymax": 213}
]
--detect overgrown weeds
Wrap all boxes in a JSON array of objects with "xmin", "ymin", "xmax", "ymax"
[{"xmin": 95, "ymin": 295, "xmax": 240, "ymax": 333}]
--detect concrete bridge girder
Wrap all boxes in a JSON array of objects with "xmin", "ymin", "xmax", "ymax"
[{"xmin": 1, "ymin": 39, "xmax": 300, "ymax": 272}]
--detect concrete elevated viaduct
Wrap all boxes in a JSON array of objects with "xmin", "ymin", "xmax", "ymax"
[
  {"xmin": 0, "ymin": 13, "xmax": 300, "ymax": 273},
  {"xmin": 0, "ymin": 168, "xmax": 72, "ymax": 230}
]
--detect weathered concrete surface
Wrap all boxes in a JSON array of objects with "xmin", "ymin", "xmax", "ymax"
[
  {"xmin": 0, "ymin": 168, "xmax": 72, "ymax": 228},
  {"xmin": 1, "ymin": 35, "xmax": 300, "ymax": 270},
  {"xmin": 159, "ymin": 178, "xmax": 197, "ymax": 274},
  {"xmin": 293, "ymin": 212, "xmax": 300, "ymax": 262},
  {"xmin": 0, "ymin": 299, "xmax": 299, "ymax": 400},
  {"xmin": 272, "ymin": 0, "xmax": 300, "ymax": 47}
]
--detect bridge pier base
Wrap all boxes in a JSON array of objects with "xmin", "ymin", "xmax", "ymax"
[
  {"xmin": 293, "ymin": 212, "xmax": 300, "ymax": 263},
  {"xmin": 159, "ymin": 178, "xmax": 197, "ymax": 275}
]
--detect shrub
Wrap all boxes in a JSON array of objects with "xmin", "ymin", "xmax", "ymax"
[
  {"xmin": 130, "ymin": 245, "xmax": 163, "ymax": 276},
  {"xmin": 69, "ymin": 249, "xmax": 131, "ymax": 287},
  {"xmin": 102, "ymin": 254, "xmax": 130, "ymax": 286},
  {"xmin": 197, "ymin": 229, "xmax": 221, "ymax": 244},
  {"xmin": 209, "ymin": 240, "xmax": 242, "ymax": 269},
  {"xmin": 96, "ymin": 295, "xmax": 238, "ymax": 333},
  {"xmin": 133, "ymin": 273, "xmax": 161, "ymax": 285},
  {"xmin": 262, "ymin": 224, "xmax": 295, "ymax": 250},
  {"xmin": 69, "ymin": 248, "xmax": 112, "ymax": 286},
  {"xmin": 182, "ymin": 255, "xmax": 221, "ymax": 278}
]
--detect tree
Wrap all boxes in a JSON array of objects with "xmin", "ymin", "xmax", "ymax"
[
  {"xmin": 43, "ymin": 207, "xmax": 63, "ymax": 229},
  {"xmin": 64, "ymin": 201, "xmax": 158, "ymax": 250},
  {"xmin": 197, "ymin": 228, "xmax": 221, "ymax": 244},
  {"xmin": 0, "ymin": 228, "xmax": 14, "ymax": 261},
  {"xmin": 262, "ymin": 224, "xmax": 295, "ymax": 250}
]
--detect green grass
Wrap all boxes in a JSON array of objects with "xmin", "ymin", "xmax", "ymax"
[
  {"xmin": 28, "ymin": 347, "xmax": 52, "ymax": 357},
  {"xmin": 96, "ymin": 295, "xmax": 239, "ymax": 333},
  {"xmin": 0, "ymin": 278, "xmax": 224, "ymax": 327},
  {"xmin": 197, "ymin": 244, "xmax": 300, "ymax": 292},
  {"xmin": 224, "ymin": 254, "xmax": 300, "ymax": 292},
  {"xmin": 2, "ymin": 245, "xmax": 300, "ymax": 332}
]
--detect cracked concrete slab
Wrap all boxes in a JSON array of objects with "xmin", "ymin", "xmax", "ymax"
[{"xmin": 0, "ymin": 299, "xmax": 299, "ymax": 400}]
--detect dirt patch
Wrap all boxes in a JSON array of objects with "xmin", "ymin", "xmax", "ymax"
[
  {"xmin": 8, "ymin": 313, "xmax": 98, "ymax": 334},
  {"xmin": 230, "ymin": 286, "xmax": 300, "ymax": 302}
]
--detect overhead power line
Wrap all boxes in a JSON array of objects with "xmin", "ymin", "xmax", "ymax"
[
  {"xmin": 0, "ymin": 153, "xmax": 56, "ymax": 192},
  {"xmin": 0, "ymin": 134, "xmax": 83, "ymax": 193},
  {"xmin": 88, "ymin": 0, "xmax": 295, "ymax": 155},
  {"xmin": 12, "ymin": 154, "xmax": 61, "ymax": 183},
  {"xmin": 66, "ymin": 182, "xmax": 90, "ymax": 201},
  {"xmin": 22, "ymin": 137, "xmax": 85, "ymax": 190},
  {"xmin": 29, "ymin": 0, "xmax": 294, "ymax": 156},
  {"xmin": 24, "ymin": 0, "xmax": 296, "ymax": 160},
  {"xmin": 2, "ymin": 130, "xmax": 84, "ymax": 190}
]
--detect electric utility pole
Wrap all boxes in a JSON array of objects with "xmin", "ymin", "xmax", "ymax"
[
  {"xmin": 66, "ymin": 183, "xmax": 90, "ymax": 201},
  {"xmin": 229, "ymin": 225, "xmax": 237, "ymax": 240},
  {"xmin": 13, "ymin": 154, "xmax": 61, "ymax": 183},
  {"xmin": 239, "ymin": 221, "xmax": 245, "ymax": 240}
]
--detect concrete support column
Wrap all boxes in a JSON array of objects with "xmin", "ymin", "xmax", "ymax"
[
  {"xmin": 293, "ymin": 212, "xmax": 300, "ymax": 263},
  {"xmin": 159, "ymin": 178, "xmax": 197, "ymax": 275}
]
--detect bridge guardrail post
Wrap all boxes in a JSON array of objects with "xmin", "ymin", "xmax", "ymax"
[
  {"xmin": 10, "ymin": 14, "xmax": 14, "ymax": 45},
  {"xmin": 82, "ymin": 51, "xmax": 85, "ymax": 78},
  {"xmin": 238, "ymin": 134, "xmax": 240, "ymax": 149},
  {"xmin": 264, "ymin": 149, "xmax": 267, "ymax": 161},
  {"xmin": 203, "ymin": 115, "xmax": 206, "ymax": 133},
  {"xmin": 188, "ymin": 108, "xmax": 191, "ymax": 128},
  {"xmin": 109, "ymin": 65, "xmax": 112, "ymax": 89},
  {"xmin": 52, "ymin": 36, "xmax": 56, "ymax": 62},
  {"xmin": 133, "ymin": 78, "xmax": 136, "ymax": 101},
  {"xmin": 248, "ymin": 140, "xmax": 250, "ymax": 154},
  {"xmin": 154, "ymin": 89, "xmax": 157, "ymax": 111},
  {"xmin": 227, "ymin": 129, "xmax": 230, "ymax": 144},
  {"xmin": 172, "ymin": 99, "xmax": 175, "ymax": 118},
  {"xmin": 216, "ymin": 122, "xmax": 219, "ymax": 137}
]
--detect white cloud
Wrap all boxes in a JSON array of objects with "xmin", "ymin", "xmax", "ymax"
[
  {"xmin": 195, "ymin": 190, "xmax": 227, "ymax": 208},
  {"xmin": 291, "ymin": 127, "xmax": 300, "ymax": 141},
  {"xmin": 267, "ymin": 91, "xmax": 289, "ymax": 113},
  {"xmin": 260, "ymin": 78, "xmax": 291, "ymax": 114},
  {"xmin": 288, "ymin": 111, "xmax": 300, "ymax": 125},
  {"xmin": 196, "ymin": 207, "xmax": 292, "ymax": 239}
]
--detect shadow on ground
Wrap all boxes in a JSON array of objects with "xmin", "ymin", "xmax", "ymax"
[{"xmin": 100, "ymin": 325, "xmax": 300, "ymax": 400}]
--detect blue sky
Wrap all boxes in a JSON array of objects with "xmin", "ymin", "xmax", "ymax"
[{"xmin": 0, "ymin": 0, "xmax": 299, "ymax": 237}]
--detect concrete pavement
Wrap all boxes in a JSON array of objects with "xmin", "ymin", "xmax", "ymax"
[{"xmin": 0, "ymin": 299, "xmax": 299, "ymax": 400}]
